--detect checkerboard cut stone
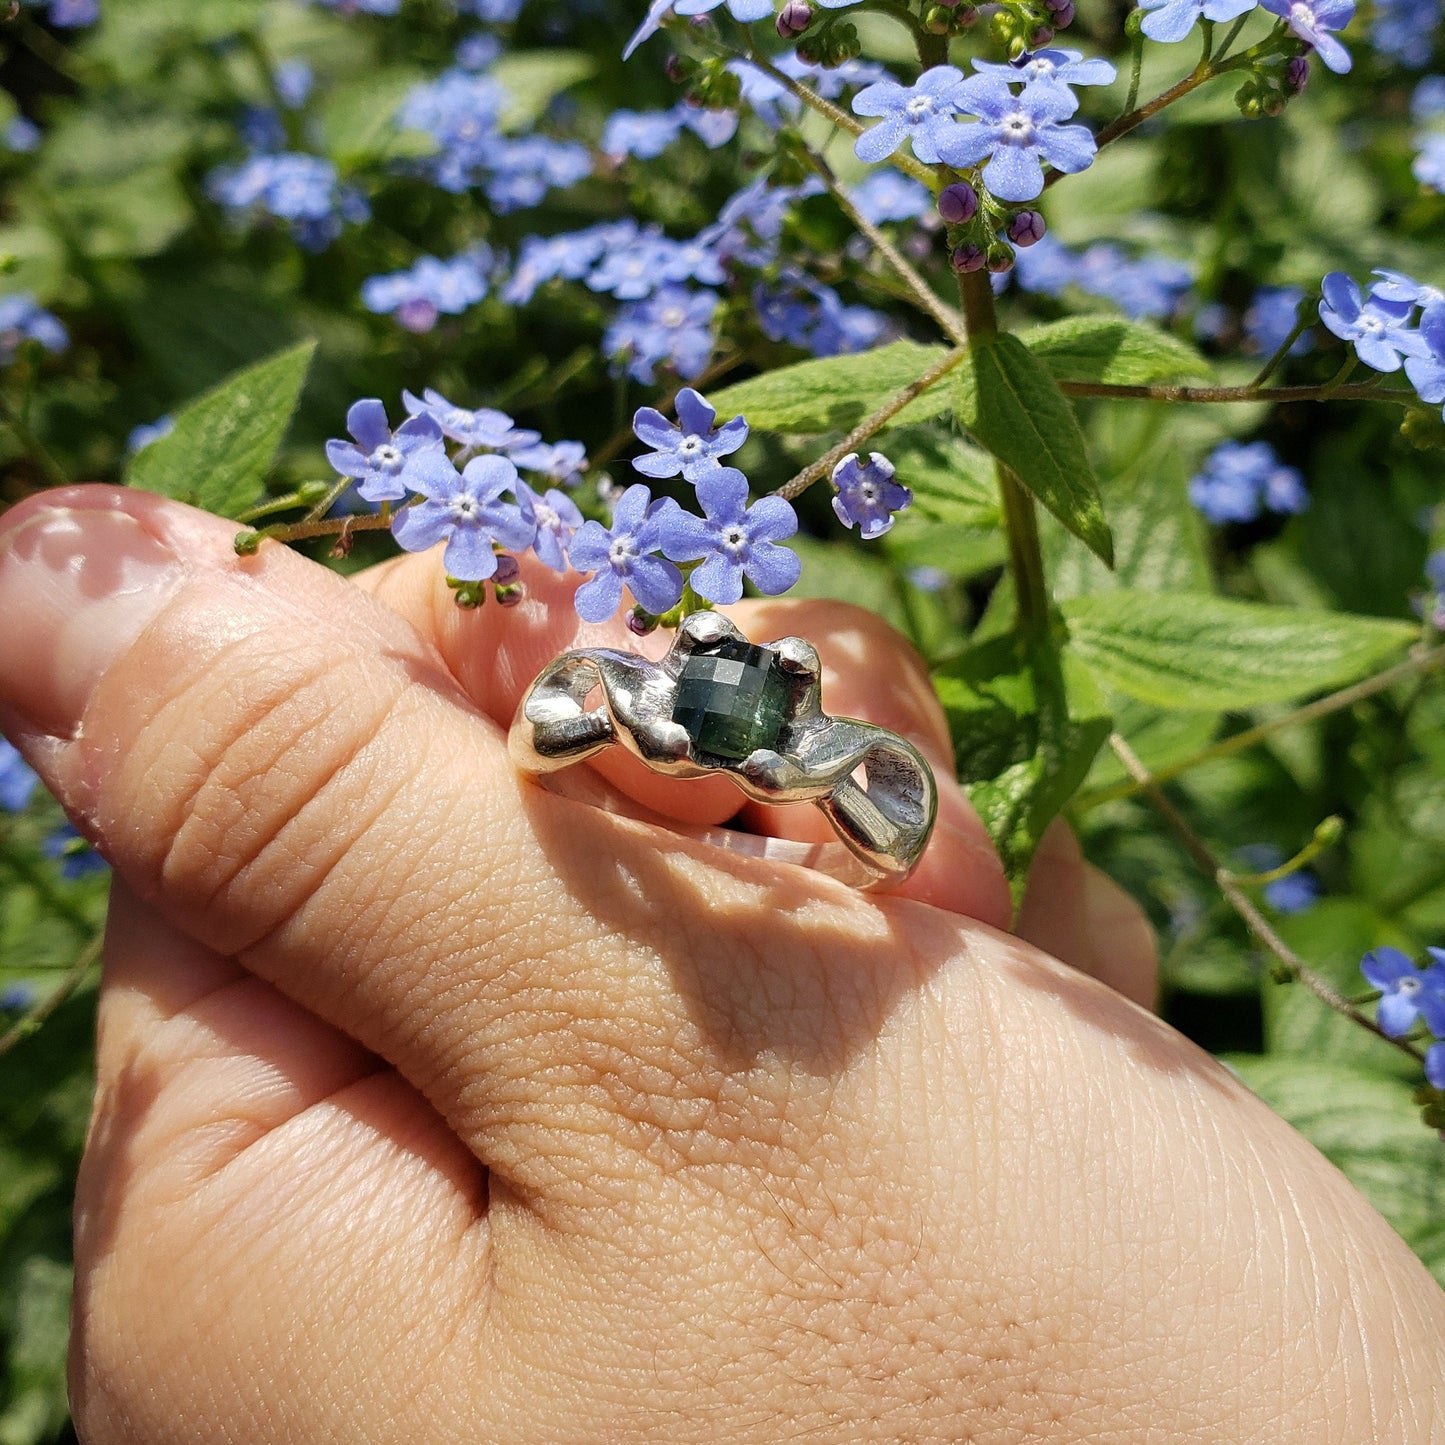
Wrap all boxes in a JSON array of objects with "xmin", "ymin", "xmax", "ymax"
[{"xmin": 673, "ymin": 638, "xmax": 789, "ymax": 761}]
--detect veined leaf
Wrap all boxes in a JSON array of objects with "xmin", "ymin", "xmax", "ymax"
[
  {"xmin": 1063, "ymin": 591, "xmax": 1417, "ymax": 709},
  {"xmin": 1225, "ymin": 1055, "xmax": 1445, "ymax": 1286},
  {"xmin": 493, "ymin": 51, "xmax": 598, "ymax": 132},
  {"xmin": 708, "ymin": 341, "xmax": 950, "ymax": 432},
  {"xmin": 955, "ymin": 333, "xmax": 1113, "ymax": 565},
  {"xmin": 1020, "ymin": 315, "xmax": 1212, "ymax": 388},
  {"xmin": 126, "ymin": 341, "xmax": 317, "ymax": 519}
]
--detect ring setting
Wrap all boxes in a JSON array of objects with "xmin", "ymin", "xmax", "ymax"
[{"xmin": 507, "ymin": 612, "xmax": 937, "ymax": 887}]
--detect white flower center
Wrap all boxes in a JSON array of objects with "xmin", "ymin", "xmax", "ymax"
[
  {"xmin": 609, "ymin": 536, "xmax": 638, "ymax": 568},
  {"xmin": 659, "ymin": 305, "xmax": 687, "ymax": 328},
  {"xmin": 905, "ymin": 94, "xmax": 935, "ymax": 122},
  {"xmin": 720, "ymin": 525, "xmax": 749, "ymax": 557},
  {"xmin": 679, "ymin": 434, "xmax": 704, "ymax": 455},
  {"xmin": 859, "ymin": 481, "xmax": 880, "ymax": 504},
  {"xmin": 451, "ymin": 495, "xmax": 480, "ymax": 523},
  {"xmin": 1398, "ymin": 976, "xmax": 1421, "ymax": 996},
  {"xmin": 371, "ymin": 443, "xmax": 404, "ymax": 473},
  {"xmin": 1288, "ymin": 1, "xmax": 1314, "ymax": 25},
  {"xmin": 1001, "ymin": 110, "xmax": 1036, "ymax": 146},
  {"xmin": 447, "ymin": 408, "xmax": 474, "ymax": 431},
  {"xmin": 535, "ymin": 501, "xmax": 560, "ymax": 531}
]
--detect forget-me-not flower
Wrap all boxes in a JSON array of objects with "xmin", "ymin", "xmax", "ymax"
[
  {"xmin": 515, "ymin": 479, "xmax": 583, "ymax": 573},
  {"xmin": 391, "ymin": 453, "xmax": 535, "ymax": 581},
  {"xmin": 831, "ymin": 452, "xmax": 913, "ymax": 539},
  {"xmin": 604, "ymin": 287, "xmax": 718, "ymax": 384},
  {"xmin": 0, "ymin": 738, "xmax": 39, "ymax": 812},
  {"xmin": 1188, "ymin": 440, "xmax": 1307, "ymax": 524},
  {"xmin": 326, "ymin": 399, "xmax": 460, "ymax": 504},
  {"xmin": 402, "ymin": 389, "xmax": 541, "ymax": 455},
  {"xmin": 0, "ymin": 293, "xmax": 68, "ymax": 364},
  {"xmin": 362, "ymin": 250, "xmax": 490, "ymax": 333},
  {"xmin": 972, "ymin": 48, "xmax": 1117, "ymax": 89},
  {"xmin": 656, "ymin": 469, "xmax": 801, "ymax": 606},
  {"xmin": 939, "ymin": 76, "xmax": 1097, "ymax": 202},
  {"xmin": 510, "ymin": 440, "xmax": 588, "ymax": 488},
  {"xmin": 632, "ymin": 389, "xmax": 749, "ymax": 481},
  {"xmin": 567, "ymin": 484, "xmax": 685, "ymax": 622},
  {"xmin": 1138, "ymin": 0, "xmax": 1258, "ymax": 44},
  {"xmin": 1361, "ymin": 946, "xmax": 1445, "ymax": 1038},
  {"xmin": 852, "ymin": 66, "xmax": 972, "ymax": 165},
  {"xmin": 1319, "ymin": 272, "xmax": 1431, "ymax": 371},
  {"xmin": 1261, "ymin": 0, "xmax": 1356, "ymax": 72}
]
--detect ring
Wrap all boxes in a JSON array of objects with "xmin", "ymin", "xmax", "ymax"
[{"xmin": 507, "ymin": 612, "xmax": 937, "ymax": 888}]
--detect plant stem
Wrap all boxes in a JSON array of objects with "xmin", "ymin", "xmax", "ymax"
[
  {"xmin": 0, "ymin": 390, "xmax": 69, "ymax": 487},
  {"xmin": 0, "ymin": 931, "xmax": 103, "ymax": 1061},
  {"xmin": 1122, "ymin": 26, "xmax": 1146, "ymax": 115},
  {"xmin": 1248, "ymin": 299, "xmax": 1316, "ymax": 388},
  {"xmin": 1107, "ymin": 733, "xmax": 1426, "ymax": 1065},
  {"xmin": 1058, "ymin": 379, "xmax": 1404, "ymax": 405},
  {"xmin": 1076, "ymin": 641, "xmax": 1445, "ymax": 810},
  {"xmin": 1321, "ymin": 354, "xmax": 1360, "ymax": 397},
  {"xmin": 773, "ymin": 345, "xmax": 970, "ymax": 499},
  {"xmin": 0, "ymin": 835, "xmax": 96, "ymax": 935}
]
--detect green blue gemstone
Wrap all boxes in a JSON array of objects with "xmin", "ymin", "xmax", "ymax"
[{"xmin": 673, "ymin": 638, "xmax": 789, "ymax": 762}]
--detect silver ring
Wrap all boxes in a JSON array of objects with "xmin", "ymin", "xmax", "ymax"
[{"xmin": 507, "ymin": 612, "xmax": 937, "ymax": 888}]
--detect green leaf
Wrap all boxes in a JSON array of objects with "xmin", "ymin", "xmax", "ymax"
[
  {"xmin": 1062, "ymin": 592, "xmax": 1417, "ymax": 709},
  {"xmin": 935, "ymin": 633, "xmax": 1112, "ymax": 893},
  {"xmin": 1020, "ymin": 315, "xmax": 1211, "ymax": 388},
  {"xmin": 707, "ymin": 341, "xmax": 950, "ymax": 433},
  {"xmin": 1225, "ymin": 1055, "xmax": 1445, "ymax": 1287},
  {"xmin": 492, "ymin": 51, "xmax": 598, "ymax": 132},
  {"xmin": 955, "ymin": 333, "xmax": 1113, "ymax": 566},
  {"xmin": 125, "ymin": 341, "xmax": 317, "ymax": 518},
  {"xmin": 0, "ymin": 1256, "xmax": 72, "ymax": 1445}
]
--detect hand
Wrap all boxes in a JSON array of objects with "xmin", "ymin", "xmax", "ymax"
[{"xmin": 1, "ymin": 486, "xmax": 1439, "ymax": 1443}]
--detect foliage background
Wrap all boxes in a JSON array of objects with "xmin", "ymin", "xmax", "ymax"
[{"xmin": 2, "ymin": 0, "xmax": 1444, "ymax": 1437}]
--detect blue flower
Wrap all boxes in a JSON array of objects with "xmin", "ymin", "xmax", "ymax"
[
  {"xmin": 939, "ymin": 76, "xmax": 1097, "ymax": 202},
  {"xmin": 1372, "ymin": 0, "xmax": 1438, "ymax": 64},
  {"xmin": 42, "ymin": 821, "xmax": 107, "ymax": 881},
  {"xmin": 326, "ymin": 399, "xmax": 460, "ymax": 504},
  {"xmin": 1361, "ymin": 946, "xmax": 1445, "ymax": 1038},
  {"xmin": 1412, "ymin": 76, "xmax": 1445, "ymax": 121},
  {"xmin": 362, "ymin": 249, "xmax": 491, "ymax": 333},
  {"xmin": 831, "ymin": 451, "xmax": 913, "ymax": 539},
  {"xmin": 624, "ymin": 0, "xmax": 774, "ymax": 60},
  {"xmin": 515, "ymin": 480, "xmax": 583, "ymax": 572},
  {"xmin": 207, "ymin": 152, "xmax": 368, "ymax": 249},
  {"xmin": 0, "ymin": 738, "xmax": 39, "ymax": 812},
  {"xmin": 1012, "ymin": 233, "xmax": 1078, "ymax": 296},
  {"xmin": 314, "ymin": 0, "xmax": 402, "ymax": 12},
  {"xmin": 1244, "ymin": 285, "xmax": 1310, "ymax": 356},
  {"xmin": 391, "ymin": 453, "xmax": 535, "ymax": 581},
  {"xmin": 4, "ymin": 116, "xmax": 40, "ymax": 153},
  {"xmin": 36, "ymin": 0, "xmax": 97, "ymax": 24},
  {"xmin": 1413, "ymin": 133, "xmax": 1445, "ymax": 190},
  {"xmin": 1188, "ymin": 440, "xmax": 1307, "ymax": 524},
  {"xmin": 402, "ymin": 389, "xmax": 541, "ymax": 455},
  {"xmin": 1404, "ymin": 304, "xmax": 1445, "ymax": 404},
  {"xmin": 587, "ymin": 230, "xmax": 678, "ymax": 300},
  {"xmin": 509, "ymin": 440, "xmax": 589, "ymax": 487},
  {"xmin": 1427, "ymin": 1040, "xmax": 1445, "ymax": 1089},
  {"xmin": 1260, "ymin": 0, "xmax": 1355, "ymax": 72},
  {"xmin": 0, "ymin": 293, "xmax": 67, "ymax": 364},
  {"xmin": 656, "ymin": 468, "xmax": 801, "ymax": 605},
  {"xmin": 602, "ymin": 109, "xmax": 688, "ymax": 161},
  {"xmin": 604, "ymin": 287, "xmax": 718, "ymax": 385},
  {"xmin": 0, "ymin": 984, "xmax": 36, "ymax": 1013},
  {"xmin": 850, "ymin": 169, "xmax": 932, "ymax": 224},
  {"xmin": 482, "ymin": 136, "xmax": 591, "ymax": 212},
  {"xmin": 1138, "ymin": 0, "xmax": 1257, "ymax": 42},
  {"xmin": 567, "ymin": 484, "xmax": 685, "ymax": 621},
  {"xmin": 852, "ymin": 66, "xmax": 972, "ymax": 166},
  {"xmin": 1263, "ymin": 871, "xmax": 1319, "ymax": 913},
  {"xmin": 398, "ymin": 69, "xmax": 507, "ymax": 192},
  {"xmin": 1319, "ymin": 272, "xmax": 1431, "ymax": 372},
  {"xmin": 972, "ymin": 48, "xmax": 1117, "ymax": 89},
  {"xmin": 754, "ymin": 273, "xmax": 888, "ymax": 356},
  {"xmin": 632, "ymin": 388, "xmax": 748, "ymax": 482},
  {"xmin": 126, "ymin": 415, "xmax": 175, "ymax": 454}
]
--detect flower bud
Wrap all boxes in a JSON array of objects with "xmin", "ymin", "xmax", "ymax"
[
  {"xmin": 950, "ymin": 242, "xmax": 986, "ymax": 274},
  {"xmin": 924, "ymin": 3, "xmax": 952, "ymax": 31},
  {"xmin": 626, "ymin": 606, "xmax": 659, "ymax": 636},
  {"xmin": 494, "ymin": 583, "xmax": 523, "ymax": 607},
  {"xmin": 987, "ymin": 244, "xmax": 1015, "ymax": 274},
  {"xmin": 937, "ymin": 180, "xmax": 979, "ymax": 224},
  {"xmin": 952, "ymin": 3, "xmax": 979, "ymax": 24},
  {"xmin": 492, "ymin": 552, "xmax": 521, "ymax": 586},
  {"xmin": 1284, "ymin": 55, "xmax": 1310, "ymax": 93},
  {"xmin": 1046, "ymin": 0, "xmax": 1074, "ymax": 24},
  {"xmin": 1007, "ymin": 209, "xmax": 1046, "ymax": 246},
  {"xmin": 1029, "ymin": 23, "xmax": 1054, "ymax": 46},
  {"xmin": 776, "ymin": 0, "xmax": 811, "ymax": 38}
]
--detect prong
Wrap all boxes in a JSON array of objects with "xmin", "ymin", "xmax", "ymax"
[{"xmin": 771, "ymin": 636, "xmax": 820, "ymax": 679}]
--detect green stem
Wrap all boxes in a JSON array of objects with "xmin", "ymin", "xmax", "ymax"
[
  {"xmin": 773, "ymin": 345, "xmax": 970, "ymax": 500},
  {"xmin": 1215, "ymin": 12, "xmax": 1254, "ymax": 60},
  {"xmin": 0, "ymin": 932, "xmax": 102, "ymax": 1061},
  {"xmin": 1075, "ymin": 641, "xmax": 1445, "ymax": 810},
  {"xmin": 0, "ymin": 835, "xmax": 95, "ymax": 936},
  {"xmin": 238, "ymin": 29, "xmax": 305, "ymax": 150},
  {"xmin": 1107, "ymin": 733, "xmax": 1426, "ymax": 1065},
  {"xmin": 1248, "ymin": 298, "xmax": 1316, "ymax": 388},
  {"xmin": 0, "ymin": 389, "xmax": 69, "ymax": 488},
  {"xmin": 1122, "ymin": 26, "xmax": 1146, "ymax": 115},
  {"xmin": 1321, "ymin": 354, "xmax": 1360, "ymax": 398}
]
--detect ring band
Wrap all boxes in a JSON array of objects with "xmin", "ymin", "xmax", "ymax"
[{"xmin": 507, "ymin": 612, "xmax": 937, "ymax": 888}]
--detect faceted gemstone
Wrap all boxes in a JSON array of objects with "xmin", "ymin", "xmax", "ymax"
[{"xmin": 673, "ymin": 638, "xmax": 789, "ymax": 761}]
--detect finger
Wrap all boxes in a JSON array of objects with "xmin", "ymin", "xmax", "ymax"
[
  {"xmin": 352, "ymin": 550, "xmax": 1011, "ymax": 924},
  {"xmin": 1015, "ymin": 819, "xmax": 1159, "ymax": 1008},
  {"xmin": 74, "ymin": 878, "xmax": 496, "ymax": 1442}
]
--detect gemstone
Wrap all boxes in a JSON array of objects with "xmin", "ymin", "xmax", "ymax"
[{"xmin": 673, "ymin": 638, "xmax": 789, "ymax": 762}]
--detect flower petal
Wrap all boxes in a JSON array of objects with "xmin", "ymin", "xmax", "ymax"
[
  {"xmin": 625, "ymin": 554, "xmax": 684, "ymax": 614},
  {"xmin": 443, "ymin": 525, "xmax": 502, "ymax": 582},
  {"xmin": 346, "ymin": 398, "xmax": 391, "ymax": 452},
  {"xmin": 391, "ymin": 500, "xmax": 454, "ymax": 555},
  {"xmin": 689, "ymin": 550, "xmax": 744, "ymax": 604},
  {"xmin": 743, "ymin": 540, "xmax": 802, "ymax": 596}
]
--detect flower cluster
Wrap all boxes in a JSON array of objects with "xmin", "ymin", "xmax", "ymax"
[
  {"xmin": 207, "ymin": 152, "xmax": 369, "ymax": 251},
  {"xmin": 1413, "ymin": 77, "xmax": 1445, "ymax": 191},
  {"xmin": 1320, "ymin": 270, "xmax": 1445, "ymax": 419},
  {"xmin": 361, "ymin": 248, "xmax": 494, "ymax": 333},
  {"xmin": 1361, "ymin": 947, "xmax": 1445, "ymax": 1089},
  {"xmin": 850, "ymin": 56, "xmax": 1109, "ymax": 203},
  {"xmin": 0, "ymin": 293, "xmax": 68, "ymax": 366},
  {"xmin": 1011, "ymin": 234, "xmax": 1194, "ymax": 322},
  {"xmin": 1188, "ymin": 440, "xmax": 1308, "ymax": 524},
  {"xmin": 1139, "ymin": 0, "xmax": 1355, "ymax": 72}
]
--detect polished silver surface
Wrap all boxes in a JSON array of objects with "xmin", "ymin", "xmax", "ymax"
[{"xmin": 508, "ymin": 612, "xmax": 937, "ymax": 887}]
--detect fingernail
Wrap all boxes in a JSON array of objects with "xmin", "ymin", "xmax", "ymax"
[{"xmin": 0, "ymin": 499, "xmax": 185, "ymax": 739}]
